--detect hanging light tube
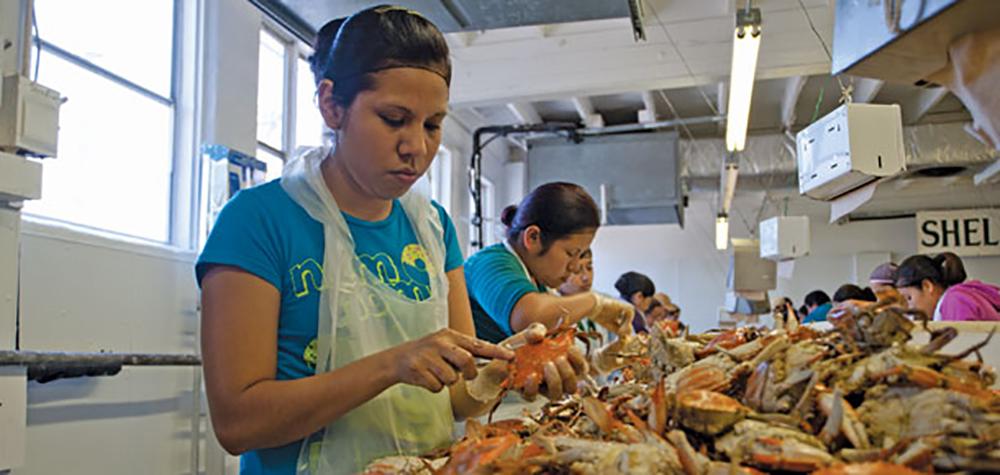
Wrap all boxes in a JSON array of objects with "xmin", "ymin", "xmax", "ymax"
[
  {"xmin": 725, "ymin": 6, "xmax": 762, "ymax": 153},
  {"xmin": 716, "ymin": 214, "xmax": 730, "ymax": 250}
]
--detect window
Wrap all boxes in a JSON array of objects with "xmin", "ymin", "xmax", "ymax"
[
  {"xmin": 469, "ymin": 177, "xmax": 497, "ymax": 251},
  {"xmin": 413, "ymin": 146, "xmax": 453, "ymax": 213},
  {"xmin": 24, "ymin": 0, "xmax": 178, "ymax": 243},
  {"xmin": 256, "ymin": 26, "xmax": 326, "ymax": 180}
]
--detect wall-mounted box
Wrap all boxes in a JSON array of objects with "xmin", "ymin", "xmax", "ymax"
[
  {"xmin": 0, "ymin": 74, "xmax": 61, "ymax": 157},
  {"xmin": 759, "ymin": 216, "xmax": 810, "ymax": 261}
]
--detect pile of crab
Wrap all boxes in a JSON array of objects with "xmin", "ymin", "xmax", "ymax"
[{"xmin": 365, "ymin": 301, "xmax": 1000, "ymax": 474}]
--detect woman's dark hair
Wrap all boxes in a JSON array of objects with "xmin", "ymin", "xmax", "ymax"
[
  {"xmin": 309, "ymin": 17, "xmax": 347, "ymax": 85},
  {"xmin": 896, "ymin": 252, "xmax": 967, "ymax": 289},
  {"xmin": 614, "ymin": 272, "xmax": 655, "ymax": 299},
  {"xmin": 804, "ymin": 290, "xmax": 831, "ymax": 308},
  {"xmin": 832, "ymin": 284, "xmax": 876, "ymax": 303},
  {"xmin": 501, "ymin": 182, "xmax": 600, "ymax": 253},
  {"xmin": 319, "ymin": 5, "xmax": 451, "ymax": 108}
]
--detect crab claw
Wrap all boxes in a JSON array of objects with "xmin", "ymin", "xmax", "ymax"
[{"xmin": 817, "ymin": 390, "xmax": 870, "ymax": 449}]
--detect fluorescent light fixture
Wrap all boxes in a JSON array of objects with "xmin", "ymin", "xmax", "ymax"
[
  {"xmin": 726, "ymin": 8, "xmax": 762, "ymax": 153},
  {"xmin": 721, "ymin": 163, "xmax": 739, "ymax": 213},
  {"xmin": 716, "ymin": 215, "xmax": 730, "ymax": 250}
]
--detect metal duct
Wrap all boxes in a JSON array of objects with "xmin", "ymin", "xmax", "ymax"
[{"xmin": 683, "ymin": 122, "xmax": 999, "ymax": 190}]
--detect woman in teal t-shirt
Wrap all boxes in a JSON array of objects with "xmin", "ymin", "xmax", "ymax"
[
  {"xmin": 197, "ymin": 7, "xmax": 514, "ymax": 474},
  {"xmin": 464, "ymin": 183, "xmax": 634, "ymax": 397}
]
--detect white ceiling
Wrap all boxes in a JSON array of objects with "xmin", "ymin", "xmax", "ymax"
[{"xmin": 445, "ymin": 0, "xmax": 972, "ymax": 144}]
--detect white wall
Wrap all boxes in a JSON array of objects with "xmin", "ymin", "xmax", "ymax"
[
  {"xmin": 15, "ymin": 223, "xmax": 202, "ymax": 475},
  {"xmin": 588, "ymin": 195, "xmax": 1000, "ymax": 333}
]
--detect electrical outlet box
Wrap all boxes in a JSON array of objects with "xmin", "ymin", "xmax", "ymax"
[{"xmin": 1, "ymin": 74, "xmax": 62, "ymax": 157}]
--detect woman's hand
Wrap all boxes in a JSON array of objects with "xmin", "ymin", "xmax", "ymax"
[
  {"xmin": 512, "ymin": 324, "xmax": 590, "ymax": 401},
  {"xmin": 589, "ymin": 293, "xmax": 635, "ymax": 336},
  {"xmin": 390, "ymin": 328, "xmax": 513, "ymax": 393}
]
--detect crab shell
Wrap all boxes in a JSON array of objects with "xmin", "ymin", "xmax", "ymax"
[
  {"xmin": 436, "ymin": 433, "xmax": 519, "ymax": 475},
  {"xmin": 811, "ymin": 462, "xmax": 921, "ymax": 475},
  {"xmin": 675, "ymin": 390, "xmax": 748, "ymax": 435},
  {"xmin": 465, "ymin": 328, "xmax": 577, "ymax": 402},
  {"xmin": 506, "ymin": 328, "xmax": 577, "ymax": 390}
]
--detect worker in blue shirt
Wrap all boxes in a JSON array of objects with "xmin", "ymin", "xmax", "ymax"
[
  {"xmin": 802, "ymin": 290, "xmax": 833, "ymax": 323},
  {"xmin": 464, "ymin": 183, "xmax": 635, "ymax": 399},
  {"xmin": 197, "ymin": 7, "xmax": 517, "ymax": 474}
]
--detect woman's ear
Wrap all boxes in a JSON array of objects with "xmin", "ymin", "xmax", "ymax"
[
  {"xmin": 318, "ymin": 79, "xmax": 345, "ymax": 130},
  {"xmin": 522, "ymin": 225, "xmax": 543, "ymax": 253},
  {"xmin": 921, "ymin": 278, "xmax": 937, "ymax": 295}
]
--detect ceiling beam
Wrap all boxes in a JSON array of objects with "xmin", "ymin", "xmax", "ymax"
[
  {"xmin": 902, "ymin": 87, "xmax": 949, "ymax": 124},
  {"xmin": 570, "ymin": 97, "xmax": 605, "ymax": 128},
  {"xmin": 506, "ymin": 102, "xmax": 542, "ymax": 124},
  {"xmin": 850, "ymin": 77, "xmax": 884, "ymax": 103},
  {"xmin": 780, "ymin": 76, "xmax": 808, "ymax": 130},
  {"xmin": 639, "ymin": 91, "xmax": 661, "ymax": 124}
]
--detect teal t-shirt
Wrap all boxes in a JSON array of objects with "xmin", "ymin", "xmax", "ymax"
[
  {"xmin": 803, "ymin": 302, "xmax": 832, "ymax": 324},
  {"xmin": 195, "ymin": 180, "xmax": 462, "ymax": 475},
  {"xmin": 464, "ymin": 243, "xmax": 546, "ymax": 344}
]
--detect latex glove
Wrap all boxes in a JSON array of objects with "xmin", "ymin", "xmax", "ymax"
[{"xmin": 589, "ymin": 292, "xmax": 635, "ymax": 337}]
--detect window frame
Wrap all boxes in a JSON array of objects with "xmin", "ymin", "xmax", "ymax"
[
  {"xmin": 26, "ymin": 0, "xmax": 201, "ymax": 250},
  {"xmin": 257, "ymin": 19, "xmax": 317, "ymax": 174}
]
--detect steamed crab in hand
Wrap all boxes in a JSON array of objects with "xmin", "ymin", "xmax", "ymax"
[{"xmin": 467, "ymin": 323, "xmax": 590, "ymax": 402}]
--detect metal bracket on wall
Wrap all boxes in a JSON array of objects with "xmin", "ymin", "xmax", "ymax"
[{"xmin": 0, "ymin": 351, "xmax": 200, "ymax": 383}]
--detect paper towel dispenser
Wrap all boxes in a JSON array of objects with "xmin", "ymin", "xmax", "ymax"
[
  {"xmin": 526, "ymin": 131, "xmax": 684, "ymax": 226},
  {"xmin": 796, "ymin": 103, "xmax": 906, "ymax": 201}
]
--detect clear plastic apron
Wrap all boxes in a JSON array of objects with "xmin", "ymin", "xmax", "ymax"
[{"xmin": 281, "ymin": 147, "xmax": 454, "ymax": 474}]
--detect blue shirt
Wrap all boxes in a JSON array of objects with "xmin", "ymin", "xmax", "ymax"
[
  {"xmin": 803, "ymin": 302, "xmax": 832, "ymax": 324},
  {"xmin": 195, "ymin": 180, "xmax": 462, "ymax": 475},
  {"xmin": 464, "ymin": 243, "xmax": 545, "ymax": 344}
]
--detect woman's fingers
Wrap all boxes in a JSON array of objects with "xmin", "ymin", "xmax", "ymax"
[
  {"xmin": 567, "ymin": 346, "xmax": 589, "ymax": 374},
  {"xmin": 452, "ymin": 331, "xmax": 514, "ymax": 360},
  {"xmin": 522, "ymin": 373, "xmax": 540, "ymax": 401},
  {"xmin": 554, "ymin": 356, "xmax": 577, "ymax": 394},
  {"xmin": 440, "ymin": 344, "xmax": 477, "ymax": 380},
  {"xmin": 542, "ymin": 361, "xmax": 563, "ymax": 400},
  {"xmin": 424, "ymin": 355, "xmax": 459, "ymax": 389}
]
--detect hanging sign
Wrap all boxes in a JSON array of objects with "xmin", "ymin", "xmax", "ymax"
[{"xmin": 916, "ymin": 209, "xmax": 1000, "ymax": 257}]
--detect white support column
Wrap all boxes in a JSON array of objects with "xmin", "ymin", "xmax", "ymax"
[
  {"xmin": 851, "ymin": 77, "xmax": 884, "ymax": 103},
  {"xmin": 571, "ymin": 96, "xmax": 604, "ymax": 128},
  {"xmin": 200, "ymin": 0, "xmax": 262, "ymax": 156},
  {"xmin": 902, "ymin": 87, "xmax": 949, "ymax": 124},
  {"xmin": 780, "ymin": 76, "xmax": 807, "ymax": 130},
  {"xmin": 639, "ymin": 90, "xmax": 661, "ymax": 124},
  {"xmin": 507, "ymin": 102, "xmax": 542, "ymax": 124}
]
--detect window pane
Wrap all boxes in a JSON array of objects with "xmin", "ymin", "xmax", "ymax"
[
  {"xmin": 34, "ymin": 0, "xmax": 174, "ymax": 97},
  {"xmin": 257, "ymin": 31, "xmax": 285, "ymax": 149},
  {"xmin": 295, "ymin": 56, "xmax": 325, "ymax": 149},
  {"xmin": 257, "ymin": 147, "xmax": 284, "ymax": 181},
  {"xmin": 25, "ymin": 52, "xmax": 173, "ymax": 242}
]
